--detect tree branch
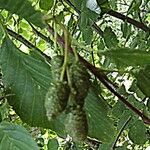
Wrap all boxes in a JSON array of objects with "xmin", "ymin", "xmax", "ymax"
[
  {"xmin": 29, "ymin": 23, "xmax": 53, "ymax": 44},
  {"xmin": 47, "ymin": 24, "xmax": 150, "ymax": 125},
  {"xmin": 107, "ymin": 10, "xmax": 150, "ymax": 32},
  {"xmin": 6, "ymin": 28, "xmax": 51, "ymax": 61}
]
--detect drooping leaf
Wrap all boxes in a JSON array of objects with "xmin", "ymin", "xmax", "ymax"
[
  {"xmin": 0, "ymin": 0, "xmax": 45, "ymax": 28},
  {"xmin": 47, "ymin": 138, "xmax": 59, "ymax": 150},
  {"xmin": 0, "ymin": 37, "xmax": 65, "ymax": 135},
  {"xmin": 39, "ymin": 0, "xmax": 54, "ymax": 11},
  {"xmin": 85, "ymin": 88, "xmax": 116, "ymax": 143},
  {"xmin": 135, "ymin": 65, "xmax": 150, "ymax": 97},
  {"xmin": 103, "ymin": 27, "xmax": 119, "ymax": 49},
  {"xmin": 102, "ymin": 48, "xmax": 150, "ymax": 67},
  {"xmin": 128, "ymin": 120, "xmax": 147, "ymax": 145},
  {"xmin": 0, "ymin": 122, "xmax": 38, "ymax": 150}
]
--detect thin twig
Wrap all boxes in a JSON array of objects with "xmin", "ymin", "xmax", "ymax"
[
  {"xmin": 6, "ymin": 28, "xmax": 51, "ymax": 61},
  {"xmin": 107, "ymin": 10, "xmax": 150, "ymax": 32},
  {"xmin": 29, "ymin": 23, "xmax": 53, "ymax": 44}
]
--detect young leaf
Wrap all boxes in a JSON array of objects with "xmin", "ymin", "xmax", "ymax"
[
  {"xmin": 101, "ymin": 48, "xmax": 150, "ymax": 67},
  {"xmin": 47, "ymin": 139, "xmax": 59, "ymax": 150},
  {"xmin": 135, "ymin": 65, "xmax": 150, "ymax": 97},
  {"xmin": 0, "ymin": 0, "xmax": 45, "ymax": 28},
  {"xmin": 103, "ymin": 27, "xmax": 119, "ymax": 49},
  {"xmin": 39, "ymin": 0, "xmax": 54, "ymax": 11},
  {"xmin": 82, "ymin": 26, "xmax": 93, "ymax": 44},
  {"xmin": 0, "ymin": 122, "xmax": 38, "ymax": 150},
  {"xmin": 85, "ymin": 88, "xmax": 116, "ymax": 143},
  {"xmin": 0, "ymin": 37, "xmax": 65, "ymax": 135}
]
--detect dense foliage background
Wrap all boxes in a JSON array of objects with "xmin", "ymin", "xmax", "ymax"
[{"xmin": 0, "ymin": 0, "xmax": 150, "ymax": 149}]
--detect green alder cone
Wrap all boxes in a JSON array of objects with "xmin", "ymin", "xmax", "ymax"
[
  {"xmin": 70, "ymin": 61, "xmax": 90, "ymax": 106},
  {"xmin": 51, "ymin": 55, "xmax": 64, "ymax": 81},
  {"xmin": 45, "ymin": 81, "xmax": 70, "ymax": 120},
  {"xmin": 65, "ymin": 106, "xmax": 88, "ymax": 142}
]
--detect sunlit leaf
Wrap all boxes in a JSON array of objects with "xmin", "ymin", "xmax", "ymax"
[
  {"xmin": 0, "ymin": 0, "xmax": 45, "ymax": 28},
  {"xmin": 39, "ymin": 0, "xmax": 54, "ymax": 11},
  {"xmin": 47, "ymin": 138, "xmax": 59, "ymax": 150}
]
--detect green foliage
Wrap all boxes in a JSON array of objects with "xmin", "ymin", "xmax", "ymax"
[
  {"xmin": 0, "ymin": 37, "xmax": 65, "ymax": 135},
  {"xmin": 85, "ymin": 88, "xmax": 116, "ymax": 143},
  {"xmin": 103, "ymin": 27, "xmax": 119, "ymax": 49},
  {"xmin": 39, "ymin": 0, "xmax": 54, "ymax": 11},
  {"xmin": 0, "ymin": 122, "xmax": 38, "ymax": 150},
  {"xmin": 101, "ymin": 48, "xmax": 150, "ymax": 67},
  {"xmin": 0, "ymin": 0, "xmax": 45, "ymax": 28},
  {"xmin": 128, "ymin": 120, "xmax": 147, "ymax": 145},
  {"xmin": 0, "ymin": 0, "xmax": 150, "ymax": 149},
  {"xmin": 135, "ymin": 65, "xmax": 150, "ymax": 97},
  {"xmin": 47, "ymin": 138, "xmax": 59, "ymax": 150}
]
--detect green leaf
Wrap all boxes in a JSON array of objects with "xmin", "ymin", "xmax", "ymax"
[
  {"xmin": 0, "ymin": 37, "xmax": 65, "ymax": 135},
  {"xmin": 121, "ymin": 22, "xmax": 131, "ymax": 38},
  {"xmin": 47, "ymin": 138, "xmax": 59, "ymax": 150},
  {"xmin": 0, "ymin": 0, "xmax": 45, "ymax": 28},
  {"xmin": 98, "ymin": 143, "xmax": 112, "ymax": 150},
  {"xmin": 0, "ymin": 122, "xmax": 38, "ymax": 150},
  {"xmin": 96, "ymin": 0, "xmax": 110, "ymax": 13},
  {"xmin": 85, "ymin": 88, "xmax": 116, "ymax": 143},
  {"xmin": 111, "ymin": 102, "xmax": 127, "ymax": 119},
  {"xmin": 102, "ymin": 48, "xmax": 150, "ymax": 67},
  {"xmin": 135, "ymin": 65, "xmax": 150, "ymax": 97},
  {"xmin": 70, "ymin": 0, "xmax": 82, "ymax": 10},
  {"xmin": 103, "ymin": 27, "xmax": 119, "ymax": 49},
  {"xmin": 82, "ymin": 26, "xmax": 93, "ymax": 44},
  {"xmin": 39, "ymin": 0, "xmax": 54, "ymax": 11},
  {"xmin": 128, "ymin": 120, "xmax": 147, "ymax": 145}
]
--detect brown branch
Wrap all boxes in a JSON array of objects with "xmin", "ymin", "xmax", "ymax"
[
  {"xmin": 29, "ymin": 23, "xmax": 53, "ymax": 44},
  {"xmin": 107, "ymin": 10, "xmax": 150, "ymax": 32},
  {"xmin": 6, "ymin": 28, "xmax": 51, "ymax": 61},
  {"xmin": 47, "ymin": 24, "xmax": 150, "ymax": 125}
]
